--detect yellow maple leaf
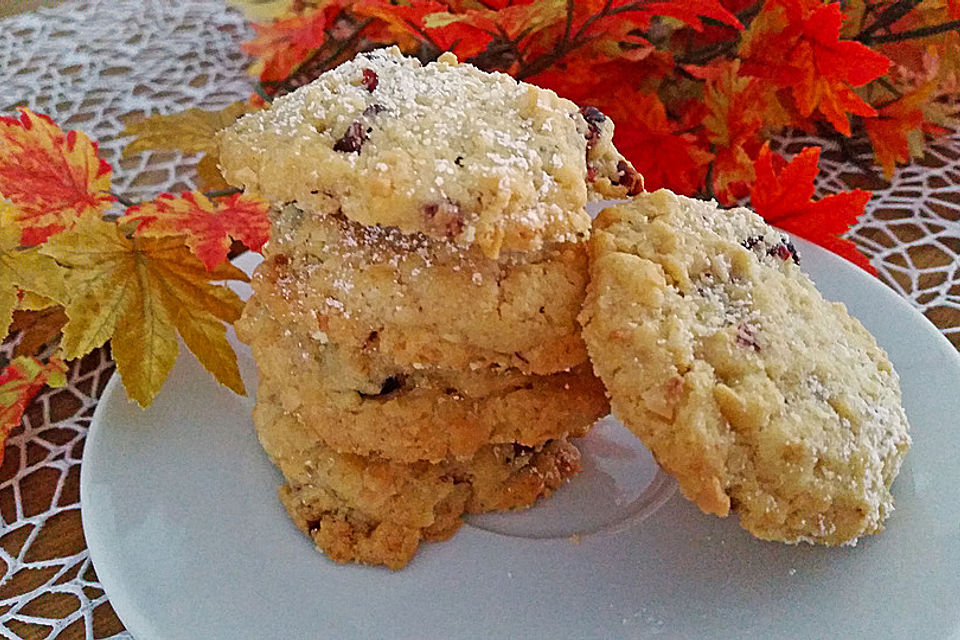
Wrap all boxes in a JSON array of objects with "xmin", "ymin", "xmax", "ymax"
[
  {"xmin": 195, "ymin": 152, "xmax": 232, "ymax": 191},
  {"xmin": 226, "ymin": 0, "xmax": 297, "ymax": 20},
  {"xmin": 41, "ymin": 219, "xmax": 249, "ymax": 407},
  {"xmin": 122, "ymin": 102, "xmax": 250, "ymax": 157},
  {"xmin": 0, "ymin": 220, "xmax": 67, "ymax": 338}
]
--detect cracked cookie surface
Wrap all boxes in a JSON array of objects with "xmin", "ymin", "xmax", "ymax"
[
  {"xmin": 218, "ymin": 46, "xmax": 640, "ymax": 258},
  {"xmin": 579, "ymin": 190, "xmax": 911, "ymax": 545}
]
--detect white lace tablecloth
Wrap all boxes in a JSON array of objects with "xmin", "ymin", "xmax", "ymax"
[{"xmin": 0, "ymin": 2, "xmax": 958, "ymax": 637}]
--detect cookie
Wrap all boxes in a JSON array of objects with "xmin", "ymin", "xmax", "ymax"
[
  {"xmin": 218, "ymin": 46, "xmax": 641, "ymax": 258},
  {"xmin": 256, "ymin": 206, "xmax": 591, "ymax": 375},
  {"xmin": 579, "ymin": 190, "xmax": 911, "ymax": 545},
  {"xmin": 257, "ymin": 395, "xmax": 581, "ymax": 570},
  {"xmin": 239, "ymin": 297, "xmax": 608, "ymax": 462}
]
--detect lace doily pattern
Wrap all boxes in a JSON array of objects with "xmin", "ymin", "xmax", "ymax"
[
  {"xmin": 2, "ymin": 1, "xmax": 253, "ymax": 637},
  {"xmin": 775, "ymin": 133, "xmax": 960, "ymax": 350},
  {"xmin": 0, "ymin": 2, "xmax": 958, "ymax": 638}
]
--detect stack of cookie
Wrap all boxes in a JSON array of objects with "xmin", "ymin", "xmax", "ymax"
[{"xmin": 222, "ymin": 48, "xmax": 642, "ymax": 568}]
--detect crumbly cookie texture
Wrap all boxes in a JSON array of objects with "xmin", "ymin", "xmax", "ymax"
[
  {"xmin": 218, "ymin": 46, "xmax": 640, "ymax": 258},
  {"xmin": 256, "ymin": 396, "xmax": 582, "ymax": 570},
  {"xmin": 238, "ymin": 296, "xmax": 606, "ymax": 463},
  {"xmin": 579, "ymin": 189, "xmax": 911, "ymax": 546},
  {"xmin": 257, "ymin": 206, "xmax": 591, "ymax": 375}
]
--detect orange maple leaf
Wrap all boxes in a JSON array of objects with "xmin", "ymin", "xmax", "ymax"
[
  {"xmin": 750, "ymin": 143, "xmax": 875, "ymax": 274},
  {"xmin": 740, "ymin": 0, "xmax": 890, "ymax": 135},
  {"xmin": 120, "ymin": 191, "xmax": 271, "ymax": 271},
  {"xmin": 863, "ymin": 82, "xmax": 949, "ymax": 178},
  {"xmin": 0, "ymin": 109, "xmax": 114, "ymax": 245},
  {"xmin": 701, "ymin": 60, "xmax": 775, "ymax": 203},
  {"xmin": 243, "ymin": 4, "xmax": 343, "ymax": 82},
  {"xmin": 353, "ymin": 0, "xmax": 494, "ymax": 59},
  {"xmin": 0, "ymin": 356, "xmax": 67, "ymax": 466}
]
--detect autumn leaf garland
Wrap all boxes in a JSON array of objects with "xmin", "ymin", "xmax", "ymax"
[{"xmin": 230, "ymin": 0, "xmax": 959, "ymax": 199}]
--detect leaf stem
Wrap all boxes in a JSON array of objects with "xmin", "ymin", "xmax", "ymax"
[
  {"xmin": 203, "ymin": 188, "xmax": 242, "ymax": 199},
  {"xmin": 858, "ymin": 19, "xmax": 960, "ymax": 45},
  {"xmin": 109, "ymin": 191, "xmax": 138, "ymax": 207}
]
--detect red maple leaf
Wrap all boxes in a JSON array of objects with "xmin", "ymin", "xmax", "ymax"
[
  {"xmin": 0, "ymin": 109, "xmax": 114, "ymax": 245},
  {"xmin": 352, "ymin": 0, "xmax": 490, "ymax": 56},
  {"xmin": 750, "ymin": 143, "xmax": 875, "ymax": 274},
  {"xmin": 615, "ymin": 92, "xmax": 714, "ymax": 195},
  {"xmin": 740, "ymin": 0, "xmax": 890, "ymax": 135},
  {"xmin": 0, "ymin": 356, "xmax": 67, "ymax": 466},
  {"xmin": 531, "ymin": 56, "xmax": 710, "ymax": 194},
  {"xmin": 120, "ymin": 191, "xmax": 271, "ymax": 271},
  {"xmin": 242, "ymin": 5, "xmax": 343, "ymax": 82},
  {"xmin": 637, "ymin": 0, "xmax": 743, "ymax": 31}
]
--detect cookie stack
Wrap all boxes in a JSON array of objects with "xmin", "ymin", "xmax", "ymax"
[{"xmin": 223, "ymin": 48, "xmax": 642, "ymax": 568}]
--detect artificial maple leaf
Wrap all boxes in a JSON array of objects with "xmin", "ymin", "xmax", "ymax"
[
  {"xmin": 633, "ymin": 0, "xmax": 743, "ymax": 31},
  {"xmin": 120, "ymin": 191, "xmax": 271, "ymax": 271},
  {"xmin": 9, "ymin": 307, "xmax": 69, "ymax": 358},
  {"xmin": 0, "ymin": 356, "xmax": 67, "ymax": 466},
  {"xmin": 740, "ymin": 1, "xmax": 891, "ymax": 135},
  {"xmin": 195, "ymin": 152, "xmax": 233, "ymax": 192},
  {"xmin": 419, "ymin": 1, "xmax": 566, "ymax": 60},
  {"xmin": 615, "ymin": 92, "xmax": 714, "ymax": 195},
  {"xmin": 701, "ymin": 60, "xmax": 771, "ymax": 203},
  {"xmin": 121, "ymin": 102, "xmax": 250, "ymax": 157},
  {"xmin": 243, "ymin": 4, "xmax": 343, "ymax": 82},
  {"xmin": 750, "ymin": 143, "xmax": 875, "ymax": 274},
  {"xmin": 0, "ymin": 222, "xmax": 67, "ymax": 339},
  {"xmin": 863, "ymin": 81, "xmax": 946, "ymax": 178},
  {"xmin": 0, "ymin": 109, "xmax": 114, "ymax": 245},
  {"xmin": 226, "ymin": 0, "xmax": 297, "ymax": 20},
  {"xmin": 41, "ymin": 219, "xmax": 248, "ymax": 406},
  {"xmin": 530, "ymin": 55, "xmax": 711, "ymax": 194}
]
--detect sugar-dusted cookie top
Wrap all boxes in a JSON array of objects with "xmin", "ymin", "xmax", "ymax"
[
  {"xmin": 579, "ymin": 189, "xmax": 910, "ymax": 545},
  {"xmin": 218, "ymin": 47, "xmax": 640, "ymax": 257}
]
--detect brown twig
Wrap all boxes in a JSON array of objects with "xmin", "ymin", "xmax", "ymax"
[
  {"xmin": 859, "ymin": 19, "xmax": 960, "ymax": 45},
  {"xmin": 857, "ymin": 0, "xmax": 924, "ymax": 40}
]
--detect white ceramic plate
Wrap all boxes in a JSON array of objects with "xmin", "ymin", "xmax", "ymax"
[{"xmin": 81, "ymin": 239, "xmax": 960, "ymax": 640}]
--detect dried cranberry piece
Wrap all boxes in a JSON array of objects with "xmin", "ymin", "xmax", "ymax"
[
  {"xmin": 616, "ymin": 160, "xmax": 643, "ymax": 195},
  {"xmin": 741, "ymin": 235, "xmax": 763, "ymax": 250},
  {"xmin": 580, "ymin": 105, "xmax": 606, "ymax": 125},
  {"xmin": 580, "ymin": 107, "xmax": 606, "ymax": 153},
  {"xmin": 767, "ymin": 241, "xmax": 800, "ymax": 264},
  {"xmin": 333, "ymin": 121, "xmax": 365, "ymax": 153},
  {"xmin": 736, "ymin": 323, "xmax": 760, "ymax": 351},
  {"xmin": 359, "ymin": 374, "xmax": 406, "ymax": 398},
  {"xmin": 362, "ymin": 103, "xmax": 385, "ymax": 117},
  {"xmin": 422, "ymin": 201, "xmax": 464, "ymax": 237},
  {"xmin": 361, "ymin": 68, "xmax": 378, "ymax": 92}
]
